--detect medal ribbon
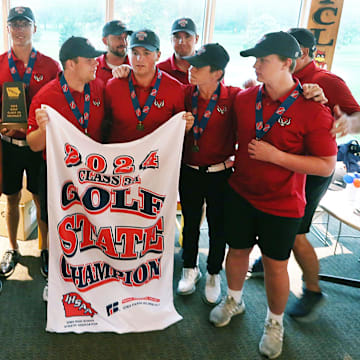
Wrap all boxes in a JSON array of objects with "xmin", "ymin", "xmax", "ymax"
[
  {"xmin": 8, "ymin": 48, "xmax": 37, "ymax": 86},
  {"xmin": 191, "ymin": 83, "xmax": 221, "ymax": 141},
  {"xmin": 255, "ymin": 82, "xmax": 303, "ymax": 140},
  {"xmin": 128, "ymin": 68, "xmax": 162, "ymax": 126},
  {"xmin": 60, "ymin": 73, "xmax": 90, "ymax": 132}
]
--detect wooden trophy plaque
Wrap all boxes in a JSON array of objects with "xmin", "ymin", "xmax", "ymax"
[{"xmin": 1, "ymin": 81, "xmax": 28, "ymax": 130}]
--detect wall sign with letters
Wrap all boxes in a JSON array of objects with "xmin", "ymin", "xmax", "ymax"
[{"xmin": 307, "ymin": 0, "xmax": 344, "ymax": 70}]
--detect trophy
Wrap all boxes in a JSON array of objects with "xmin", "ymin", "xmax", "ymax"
[{"xmin": 1, "ymin": 81, "xmax": 28, "ymax": 129}]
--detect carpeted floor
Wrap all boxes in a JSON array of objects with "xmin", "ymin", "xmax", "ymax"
[{"xmin": 0, "ymin": 211, "xmax": 359, "ymax": 360}]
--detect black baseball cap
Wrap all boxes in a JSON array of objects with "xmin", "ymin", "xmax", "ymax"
[
  {"xmin": 59, "ymin": 36, "xmax": 104, "ymax": 63},
  {"xmin": 8, "ymin": 6, "xmax": 35, "ymax": 23},
  {"xmin": 288, "ymin": 28, "xmax": 317, "ymax": 52},
  {"xmin": 183, "ymin": 43, "xmax": 229, "ymax": 69},
  {"xmin": 240, "ymin": 31, "xmax": 301, "ymax": 59},
  {"xmin": 129, "ymin": 29, "xmax": 160, "ymax": 52},
  {"xmin": 171, "ymin": 18, "xmax": 197, "ymax": 36},
  {"xmin": 102, "ymin": 20, "xmax": 133, "ymax": 37}
]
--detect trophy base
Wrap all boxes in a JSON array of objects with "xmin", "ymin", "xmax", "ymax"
[{"xmin": 0, "ymin": 122, "xmax": 28, "ymax": 130}]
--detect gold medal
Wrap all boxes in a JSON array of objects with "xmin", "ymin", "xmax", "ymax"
[
  {"xmin": 192, "ymin": 143, "xmax": 200, "ymax": 152},
  {"xmin": 136, "ymin": 122, "xmax": 144, "ymax": 131}
]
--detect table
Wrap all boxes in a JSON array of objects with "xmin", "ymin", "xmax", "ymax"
[{"xmin": 317, "ymin": 186, "xmax": 360, "ymax": 288}]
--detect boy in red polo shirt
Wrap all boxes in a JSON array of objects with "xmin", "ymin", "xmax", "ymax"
[
  {"xmin": 104, "ymin": 29, "xmax": 193, "ymax": 143},
  {"xmin": 27, "ymin": 37, "xmax": 104, "ymax": 148},
  {"xmin": 96, "ymin": 20, "xmax": 132, "ymax": 84},
  {"xmin": 26, "ymin": 36, "xmax": 104, "ymax": 300},
  {"xmin": 209, "ymin": 31, "xmax": 337, "ymax": 359},
  {"xmin": 249, "ymin": 28, "xmax": 360, "ymax": 322},
  {"xmin": 0, "ymin": 7, "xmax": 60, "ymax": 279},
  {"xmin": 158, "ymin": 18, "xmax": 199, "ymax": 85},
  {"xmin": 176, "ymin": 43, "xmax": 239, "ymax": 304}
]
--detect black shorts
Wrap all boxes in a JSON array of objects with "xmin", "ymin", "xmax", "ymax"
[
  {"xmin": 297, "ymin": 173, "xmax": 333, "ymax": 234},
  {"xmin": 1, "ymin": 140, "xmax": 43, "ymax": 195},
  {"xmin": 224, "ymin": 184, "xmax": 302, "ymax": 261}
]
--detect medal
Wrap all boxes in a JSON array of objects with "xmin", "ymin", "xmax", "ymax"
[
  {"xmin": 192, "ymin": 140, "xmax": 199, "ymax": 152},
  {"xmin": 129, "ymin": 68, "xmax": 162, "ymax": 131},
  {"xmin": 136, "ymin": 122, "xmax": 145, "ymax": 131},
  {"xmin": 192, "ymin": 144, "xmax": 200, "ymax": 152}
]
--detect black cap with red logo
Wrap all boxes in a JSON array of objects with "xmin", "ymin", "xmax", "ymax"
[
  {"xmin": 129, "ymin": 29, "xmax": 160, "ymax": 52},
  {"xmin": 59, "ymin": 36, "xmax": 104, "ymax": 63},
  {"xmin": 288, "ymin": 28, "xmax": 317, "ymax": 52},
  {"xmin": 171, "ymin": 18, "xmax": 197, "ymax": 36},
  {"xmin": 184, "ymin": 43, "xmax": 229, "ymax": 69},
  {"xmin": 102, "ymin": 20, "xmax": 133, "ymax": 38},
  {"xmin": 240, "ymin": 31, "xmax": 301, "ymax": 59},
  {"xmin": 8, "ymin": 6, "xmax": 35, "ymax": 23}
]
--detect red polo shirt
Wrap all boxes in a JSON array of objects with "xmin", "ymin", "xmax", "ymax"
[
  {"xmin": 182, "ymin": 84, "xmax": 240, "ymax": 166},
  {"xmin": 105, "ymin": 68, "xmax": 185, "ymax": 143},
  {"xmin": 0, "ymin": 49, "xmax": 61, "ymax": 138},
  {"xmin": 28, "ymin": 74, "xmax": 104, "ymax": 146},
  {"xmin": 96, "ymin": 53, "xmax": 130, "ymax": 84},
  {"xmin": 229, "ymin": 82, "xmax": 338, "ymax": 218},
  {"xmin": 158, "ymin": 54, "xmax": 190, "ymax": 84},
  {"xmin": 295, "ymin": 60, "xmax": 360, "ymax": 114}
]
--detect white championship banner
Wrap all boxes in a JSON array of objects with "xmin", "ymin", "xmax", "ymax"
[{"xmin": 45, "ymin": 106, "xmax": 185, "ymax": 333}]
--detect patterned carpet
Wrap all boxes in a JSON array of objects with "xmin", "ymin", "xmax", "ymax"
[{"xmin": 0, "ymin": 211, "xmax": 359, "ymax": 360}]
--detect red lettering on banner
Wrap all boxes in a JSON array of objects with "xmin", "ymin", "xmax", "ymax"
[
  {"xmin": 86, "ymin": 154, "xmax": 107, "ymax": 173},
  {"xmin": 58, "ymin": 214, "xmax": 164, "ymax": 259},
  {"xmin": 139, "ymin": 150, "xmax": 159, "ymax": 170},
  {"xmin": 64, "ymin": 143, "xmax": 82, "ymax": 167},
  {"xmin": 60, "ymin": 255, "xmax": 162, "ymax": 291},
  {"xmin": 113, "ymin": 155, "xmax": 135, "ymax": 174}
]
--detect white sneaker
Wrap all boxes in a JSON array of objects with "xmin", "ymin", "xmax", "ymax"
[
  {"xmin": 209, "ymin": 295, "xmax": 245, "ymax": 327},
  {"xmin": 177, "ymin": 267, "xmax": 202, "ymax": 295},
  {"xmin": 42, "ymin": 282, "xmax": 48, "ymax": 302},
  {"xmin": 204, "ymin": 273, "xmax": 221, "ymax": 304},
  {"xmin": 259, "ymin": 319, "xmax": 284, "ymax": 359}
]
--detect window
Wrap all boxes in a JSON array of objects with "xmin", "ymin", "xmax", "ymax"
[
  {"xmin": 212, "ymin": 0, "xmax": 303, "ymax": 87},
  {"xmin": 114, "ymin": 0, "xmax": 206, "ymax": 62},
  {"xmin": 9, "ymin": 0, "xmax": 106, "ymax": 61},
  {"xmin": 332, "ymin": 0, "xmax": 360, "ymax": 101}
]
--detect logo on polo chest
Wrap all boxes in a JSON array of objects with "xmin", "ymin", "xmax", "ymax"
[
  {"xmin": 154, "ymin": 99, "xmax": 164, "ymax": 108},
  {"xmin": 217, "ymin": 105, "xmax": 227, "ymax": 114},
  {"xmin": 278, "ymin": 116, "xmax": 291, "ymax": 127},
  {"xmin": 33, "ymin": 73, "xmax": 44, "ymax": 82}
]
